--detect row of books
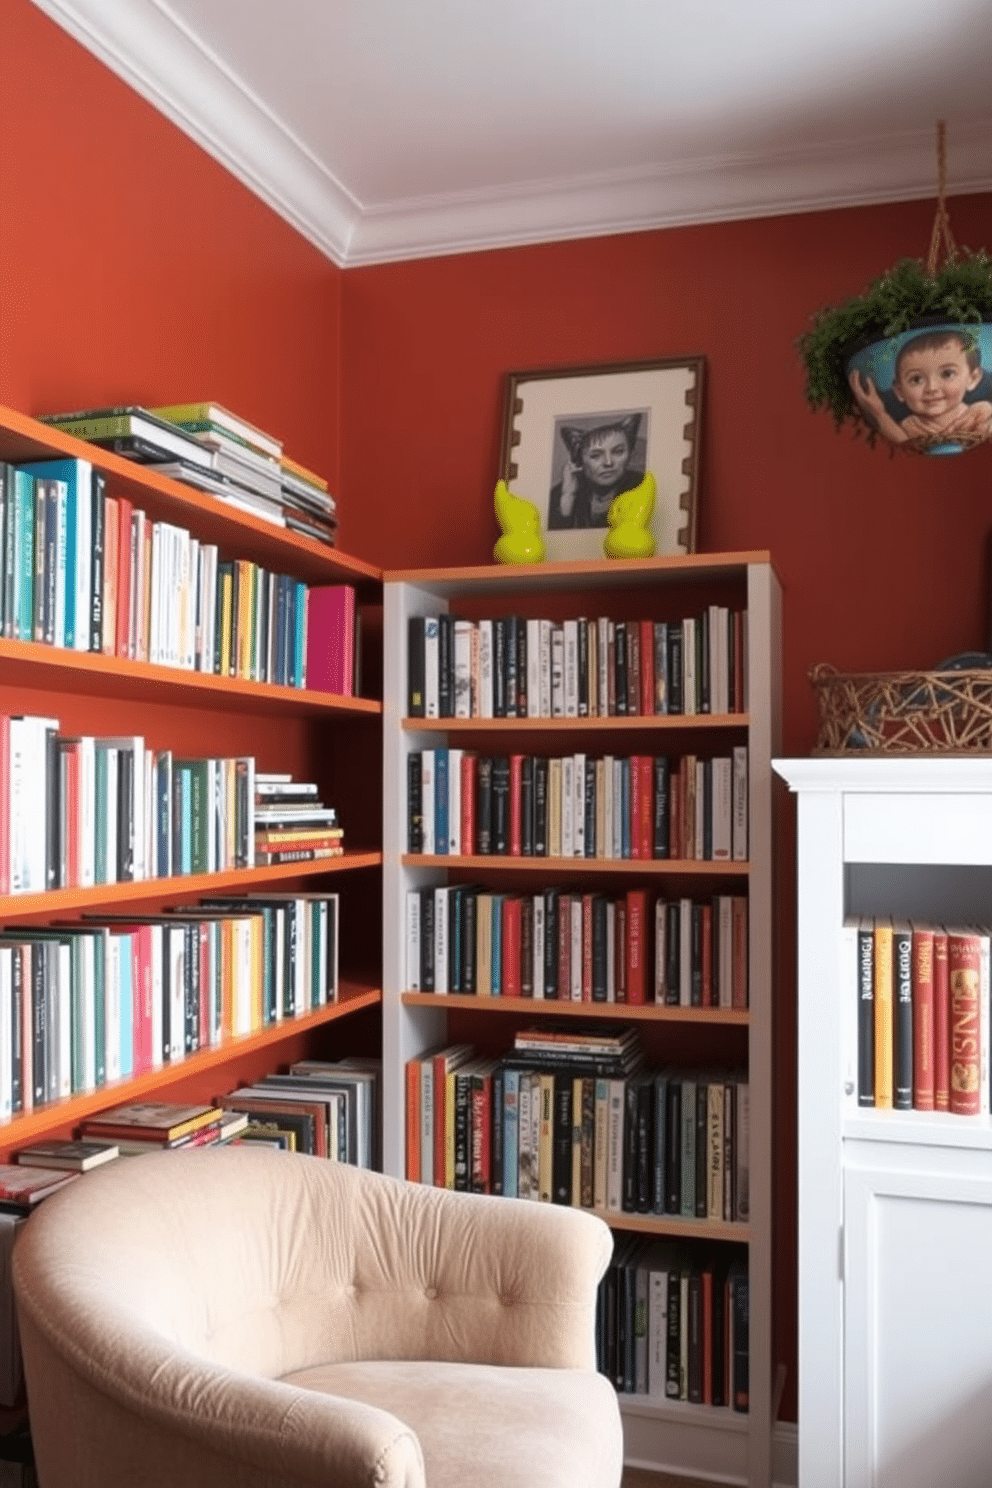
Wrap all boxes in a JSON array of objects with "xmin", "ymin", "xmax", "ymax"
[
  {"xmin": 0, "ymin": 718, "xmax": 259, "ymax": 893},
  {"xmin": 0, "ymin": 456, "xmax": 315, "ymax": 684},
  {"xmin": 406, "ymin": 886, "xmax": 748, "ymax": 1008},
  {"xmin": 219, "ymin": 1060, "xmax": 380, "ymax": 1169},
  {"xmin": 405, "ymin": 1031, "xmax": 750, "ymax": 1223},
  {"xmin": 0, "ymin": 458, "xmax": 360, "ymax": 697},
  {"xmin": 39, "ymin": 401, "xmax": 338, "ymax": 545},
  {"xmin": 0, "ymin": 894, "xmax": 339, "ymax": 1119},
  {"xmin": 849, "ymin": 917, "xmax": 992, "ymax": 1115},
  {"xmin": 600, "ymin": 1237, "xmax": 749, "ymax": 1410},
  {"xmin": 407, "ymin": 748, "xmax": 749, "ymax": 863},
  {"xmin": 407, "ymin": 606, "xmax": 747, "ymax": 720}
]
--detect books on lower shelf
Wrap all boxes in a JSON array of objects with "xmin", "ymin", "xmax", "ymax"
[
  {"xmin": 0, "ymin": 894, "xmax": 339, "ymax": 1119},
  {"xmin": 847, "ymin": 917, "xmax": 992, "ymax": 1117},
  {"xmin": 407, "ymin": 609, "xmax": 748, "ymax": 721},
  {"xmin": 0, "ymin": 457, "xmax": 311, "ymax": 684},
  {"xmin": 405, "ymin": 885, "xmax": 747, "ymax": 1007},
  {"xmin": 223, "ymin": 1057, "xmax": 380, "ymax": 1168},
  {"xmin": 407, "ymin": 747, "xmax": 748, "ymax": 862},
  {"xmin": 0, "ymin": 718, "xmax": 257, "ymax": 892},
  {"xmin": 404, "ymin": 1034, "xmax": 749, "ymax": 1220},
  {"xmin": 601, "ymin": 1237, "xmax": 749, "ymax": 1410}
]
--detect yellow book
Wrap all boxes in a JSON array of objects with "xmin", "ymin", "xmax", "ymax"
[
  {"xmin": 571, "ymin": 1075, "xmax": 584, "ymax": 1207},
  {"xmin": 250, "ymin": 914, "xmax": 263, "ymax": 1031},
  {"xmin": 445, "ymin": 1069, "xmax": 459, "ymax": 1188},
  {"xmin": 236, "ymin": 561, "xmax": 253, "ymax": 679},
  {"xmin": 476, "ymin": 893, "xmax": 492, "ymax": 996},
  {"xmin": 219, "ymin": 568, "xmax": 233, "ymax": 677},
  {"xmin": 873, "ymin": 917, "xmax": 894, "ymax": 1109},
  {"xmin": 538, "ymin": 1072, "xmax": 555, "ymax": 1202},
  {"xmin": 548, "ymin": 758, "xmax": 562, "ymax": 857}
]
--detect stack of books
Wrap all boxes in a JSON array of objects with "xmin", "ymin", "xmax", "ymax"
[
  {"xmin": 222, "ymin": 1057, "xmax": 380, "ymax": 1167},
  {"xmin": 254, "ymin": 772, "xmax": 343, "ymax": 865},
  {"xmin": 77, "ymin": 1099, "xmax": 246, "ymax": 1154},
  {"xmin": 37, "ymin": 402, "xmax": 337, "ymax": 545}
]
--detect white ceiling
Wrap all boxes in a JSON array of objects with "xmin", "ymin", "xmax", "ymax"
[{"xmin": 31, "ymin": 0, "xmax": 992, "ymax": 267}]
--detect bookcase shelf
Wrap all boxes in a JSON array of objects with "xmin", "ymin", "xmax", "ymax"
[
  {"xmin": 0, "ymin": 636, "xmax": 382, "ymax": 717},
  {"xmin": 382, "ymin": 556, "xmax": 780, "ymax": 1486},
  {"xmin": 401, "ymin": 992, "xmax": 750, "ymax": 1026},
  {"xmin": 0, "ymin": 402, "xmax": 385, "ymax": 1167},
  {"xmin": 403, "ymin": 714, "xmax": 749, "ymax": 736},
  {"xmin": 401, "ymin": 854, "xmax": 749, "ymax": 878},
  {"xmin": 0, "ymin": 852, "xmax": 383, "ymax": 923}
]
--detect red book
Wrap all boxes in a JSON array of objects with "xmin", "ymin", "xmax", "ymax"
[
  {"xmin": 625, "ymin": 889, "xmax": 648, "ymax": 1004},
  {"xmin": 503, "ymin": 896, "xmax": 522, "ymax": 996},
  {"xmin": 405, "ymin": 1058, "xmax": 421, "ymax": 1183},
  {"xmin": 947, "ymin": 930, "xmax": 982, "ymax": 1115},
  {"xmin": 115, "ymin": 494, "xmax": 133, "ymax": 659},
  {"xmin": 508, "ymin": 754, "xmax": 523, "ymax": 856},
  {"xmin": 638, "ymin": 756, "xmax": 653, "ymax": 858},
  {"xmin": 639, "ymin": 619, "xmax": 655, "ymax": 716},
  {"xmin": 701, "ymin": 901, "xmax": 714, "ymax": 1008},
  {"xmin": 582, "ymin": 893, "xmax": 594, "ymax": 1002},
  {"xmin": 933, "ymin": 929, "xmax": 951, "ymax": 1112},
  {"xmin": 101, "ymin": 496, "xmax": 119, "ymax": 656},
  {"xmin": 702, "ymin": 1262, "xmax": 714, "ymax": 1405},
  {"xmin": 627, "ymin": 624, "xmax": 641, "ymax": 715},
  {"xmin": 557, "ymin": 893, "xmax": 572, "ymax": 1001},
  {"xmin": 615, "ymin": 895, "xmax": 628, "ymax": 1003},
  {"xmin": 471, "ymin": 1066, "xmax": 493, "ymax": 1194},
  {"xmin": 460, "ymin": 752, "xmax": 476, "ymax": 855},
  {"xmin": 731, "ymin": 896, "xmax": 748, "ymax": 1009},
  {"xmin": 630, "ymin": 756, "xmax": 643, "ymax": 859},
  {"xmin": 911, "ymin": 925, "xmax": 935, "ymax": 1111},
  {"xmin": 305, "ymin": 584, "xmax": 355, "ymax": 695}
]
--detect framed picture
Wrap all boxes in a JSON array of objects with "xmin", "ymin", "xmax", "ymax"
[{"xmin": 500, "ymin": 356, "xmax": 704, "ymax": 562}]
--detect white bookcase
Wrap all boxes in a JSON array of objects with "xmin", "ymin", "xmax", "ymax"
[
  {"xmin": 774, "ymin": 757, "xmax": 992, "ymax": 1488},
  {"xmin": 383, "ymin": 554, "xmax": 781, "ymax": 1485}
]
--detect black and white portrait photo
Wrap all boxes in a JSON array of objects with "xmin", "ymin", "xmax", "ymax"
[{"xmin": 546, "ymin": 410, "xmax": 648, "ymax": 530}]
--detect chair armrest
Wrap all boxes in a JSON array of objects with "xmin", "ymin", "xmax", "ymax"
[{"xmin": 351, "ymin": 1173, "xmax": 614, "ymax": 1371}]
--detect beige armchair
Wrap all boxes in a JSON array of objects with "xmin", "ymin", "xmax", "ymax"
[{"xmin": 12, "ymin": 1146, "xmax": 623, "ymax": 1488}]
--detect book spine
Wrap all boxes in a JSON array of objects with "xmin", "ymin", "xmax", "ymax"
[
  {"xmin": 856, "ymin": 920, "xmax": 875, "ymax": 1107},
  {"xmin": 912, "ymin": 927, "xmax": 935, "ymax": 1112},
  {"xmin": 892, "ymin": 923, "xmax": 913, "ymax": 1110}
]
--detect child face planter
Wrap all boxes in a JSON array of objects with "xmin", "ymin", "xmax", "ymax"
[{"xmin": 846, "ymin": 321, "xmax": 992, "ymax": 456}]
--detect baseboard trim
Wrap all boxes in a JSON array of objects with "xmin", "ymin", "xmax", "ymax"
[{"xmin": 623, "ymin": 1418, "xmax": 797, "ymax": 1487}]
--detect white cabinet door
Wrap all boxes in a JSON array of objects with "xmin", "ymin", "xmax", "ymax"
[{"xmin": 843, "ymin": 1156, "xmax": 992, "ymax": 1488}]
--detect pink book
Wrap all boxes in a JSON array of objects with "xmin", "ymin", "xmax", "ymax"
[{"xmin": 305, "ymin": 585, "xmax": 355, "ymax": 694}]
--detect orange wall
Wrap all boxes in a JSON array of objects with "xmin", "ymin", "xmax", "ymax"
[
  {"xmin": 7, "ymin": 0, "xmax": 992, "ymax": 1434},
  {"xmin": 340, "ymin": 196, "xmax": 992, "ymax": 1422},
  {"xmin": 0, "ymin": 0, "xmax": 342, "ymax": 515}
]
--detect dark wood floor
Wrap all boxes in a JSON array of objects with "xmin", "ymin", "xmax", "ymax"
[{"xmin": 622, "ymin": 1471, "xmax": 714, "ymax": 1488}]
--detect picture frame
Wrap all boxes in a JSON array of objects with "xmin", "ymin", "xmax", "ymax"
[{"xmin": 499, "ymin": 356, "xmax": 704, "ymax": 562}]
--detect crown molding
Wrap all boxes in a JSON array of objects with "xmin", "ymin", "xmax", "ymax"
[
  {"xmin": 30, "ymin": 0, "xmax": 359, "ymax": 263},
  {"xmin": 30, "ymin": 0, "xmax": 992, "ymax": 269}
]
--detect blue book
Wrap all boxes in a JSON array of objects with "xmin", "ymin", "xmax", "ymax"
[
  {"xmin": 22, "ymin": 459, "xmax": 93, "ymax": 650},
  {"xmin": 273, "ymin": 574, "xmax": 288, "ymax": 686},
  {"xmin": 434, "ymin": 747, "xmax": 449, "ymax": 855},
  {"xmin": 117, "ymin": 932, "xmax": 134, "ymax": 1080},
  {"xmin": 293, "ymin": 578, "xmax": 307, "ymax": 687},
  {"xmin": 503, "ymin": 1067, "xmax": 520, "ymax": 1197},
  {"xmin": 490, "ymin": 892, "xmax": 505, "ymax": 994}
]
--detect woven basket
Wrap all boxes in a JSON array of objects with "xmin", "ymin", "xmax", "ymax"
[{"xmin": 810, "ymin": 661, "xmax": 992, "ymax": 754}]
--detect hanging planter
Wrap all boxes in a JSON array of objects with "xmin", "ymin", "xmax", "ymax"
[{"xmin": 799, "ymin": 123, "xmax": 992, "ymax": 456}]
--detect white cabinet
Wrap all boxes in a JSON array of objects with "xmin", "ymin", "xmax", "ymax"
[{"xmin": 774, "ymin": 758, "xmax": 992, "ymax": 1488}]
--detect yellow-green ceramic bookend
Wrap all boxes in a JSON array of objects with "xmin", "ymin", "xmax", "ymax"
[
  {"xmin": 603, "ymin": 471, "xmax": 657, "ymax": 559},
  {"xmin": 493, "ymin": 479, "xmax": 545, "ymax": 564}
]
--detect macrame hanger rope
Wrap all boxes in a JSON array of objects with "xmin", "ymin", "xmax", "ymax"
[{"xmin": 927, "ymin": 119, "xmax": 958, "ymax": 276}]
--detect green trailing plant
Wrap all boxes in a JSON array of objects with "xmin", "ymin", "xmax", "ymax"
[{"xmin": 798, "ymin": 248, "xmax": 992, "ymax": 434}]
